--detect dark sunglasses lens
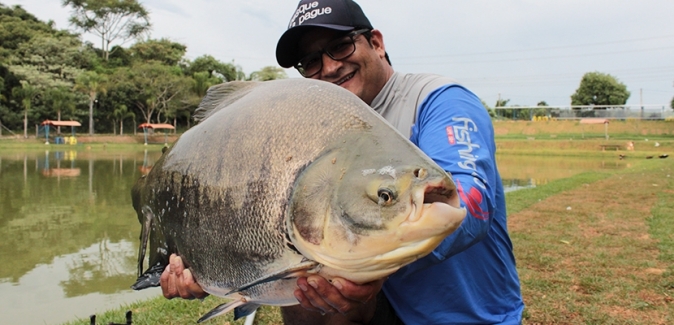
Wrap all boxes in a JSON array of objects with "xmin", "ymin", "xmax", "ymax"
[
  {"xmin": 326, "ymin": 39, "xmax": 356, "ymax": 60},
  {"xmin": 297, "ymin": 52, "xmax": 322, "ymax": 77}
]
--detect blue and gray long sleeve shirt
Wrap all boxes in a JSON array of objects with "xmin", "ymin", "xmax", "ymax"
[{"xmin": 372, "ymin": 72, "xmax": 524, "ymax": 325}]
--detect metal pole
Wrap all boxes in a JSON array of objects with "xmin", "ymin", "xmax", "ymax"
[
  {"xmin": 244, "ymin": 310, "xmax": 256, "ymax": 325},
  {"xmin": 640, "ymin": 88, "xmax": 643, "ymax": 119}
]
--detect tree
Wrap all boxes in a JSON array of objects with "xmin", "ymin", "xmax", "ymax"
[
  {"xmin": 570, "ymin": 72, "xmax": 630, "ymax": 107},
  {"xmin": 183, "ymin": 55, "xmax": 240, "ymax": 82},
  {"xmin": 532, "ymin": 101, "xmax": 550, "ymax": 119},
  {"xmin": 74, "ymin": 71, "xmax": 107, "ymax": 135},
  {"xmin": 0, "ymin": 75, "xmax": 6, "ymax": 135},
  {"xmin": 44, "ymin": 86, "xmax": 76, "ymax": 134},
  {"xmin": 494, "ymin": 98, "xmax": 512, "ymax": 119},
  {"xmin": 112, "ymin": 104, "xmax": 134, "ymax": 135},
  {"xmin": 247, "ymin": 66, "xmax": 288, "ymax": 81},
  {"xmin": 0, "ymin": 4, "xmax": 58, "ymax": 53},
  {"xmin": 190, "ymin": 71, "xmax": 220, "ymax": 98},
  {"xmin": 495, "ymin": 98, "xmax": 509, "ymax": 107},
  {"xmin": 62, "ymin": 0, "xmax": 151, "ymax": 61},
  {"xmin": 670, "ymin": 96, "xmax": 673, "ymax": 110},
  {"xmin": 11, "ymin": 81, "xmax": 39, "ymax": 138},
  {"xmin": 112, "ymin": 61, "xmax": 190, "ymax": 124},
  {"xmin": 480, "ymin": 99, "xmax": 496, "ymax": 119},
  {"xmin": 5, "ymin": 30, "xmax": 95, "ymax": 92},
  {"xmin": 128, "ymin": 38, "xmax": 186, "ymax": 66}
]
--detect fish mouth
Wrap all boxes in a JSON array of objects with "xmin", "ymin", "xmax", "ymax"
[
  {"xmin": 408, "ymin": 178, "xmax": 456, "ymax": 223},
  {"xmin": 423, "ymin": 182, "xmax": 455, "ymax": 205}
]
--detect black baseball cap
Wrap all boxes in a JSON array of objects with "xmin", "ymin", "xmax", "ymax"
[{"xmin": 276, "ymin": 0, "xmax": 373, "ymax": 68}]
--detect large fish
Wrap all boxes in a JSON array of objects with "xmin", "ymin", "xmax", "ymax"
[{"xmin": 131, "ymin": 78, "xmax": 466, "ymax": 322}]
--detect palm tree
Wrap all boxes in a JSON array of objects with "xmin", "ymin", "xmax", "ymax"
[
  {"xmin": 45, "ymin": 86, "xmax": 76, "ymax": 134},
  {"xmin": 74, "ymin": 71, "xmax": 107, "ymax": 136},
  {"xmin": 113, "ymin": 104, "xmax": 135, "ymax": 135},
  {"xmin": 11, "ymin": 82, "xmax": 39, "ymax": 139}
]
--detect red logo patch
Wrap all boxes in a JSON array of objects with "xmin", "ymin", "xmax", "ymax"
[
  {"xmin": 446, "ymin": 126, "xmax": 456, "ymax": 145},
  {"xmin": 456, "ymin": 180, "xmax": 488, "ymax": 220}
]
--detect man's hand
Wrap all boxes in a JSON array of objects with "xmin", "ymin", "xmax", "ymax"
[
  {"xmin": 159, "ymin": 254, "xmax": 208, "ymax": 299},
  {"xmin": 291, "ymin": 275, "xmax": 384, "ymax": 323}
]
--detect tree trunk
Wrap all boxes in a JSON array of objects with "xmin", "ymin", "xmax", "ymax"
[
  {"xmin": 23, "ymin": 110, "xmax": 28, "ymax": 139},
  {"xmin": 57, "ymin": 109, "xmax": 61, "ymax": 134},
  {"xmin": 120, "ymin": 119, "xmax": 124, "ymax": 136},
  {"xmin": 89, "ymin": 98, "xmax": 94, "ymax": 136}
]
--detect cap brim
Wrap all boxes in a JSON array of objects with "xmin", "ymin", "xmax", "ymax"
[{"xmin": 276, "ymin": 24, "xmax": 354, "ymax": 68}]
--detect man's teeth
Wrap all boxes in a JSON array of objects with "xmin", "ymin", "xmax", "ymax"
[{"xmin": 336, "ymin": 73, "xmax": 354, "ymax": 85}]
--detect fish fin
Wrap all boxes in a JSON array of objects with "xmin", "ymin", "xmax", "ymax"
[
  {"xmin": 130, "ymin": 261, "xmax": 165, "ymax": 290},
  {"xmin": 132, "ymin": 205, "xmax": 170, "ymax": 290},
  {"xmin": 224, "ymin": 260, "xmax": 320, "ymax": 296},
  {"xmin": 233, "ymin": 303, "xmax": 261, "ymax": 320},
  {"xmin": 197, "ymin": 299, "xmax": 247, "ymax": 323},
  {"xmin": 135, "ymin": 206, "xmax": 154, "ymax": 278},
  {"xmin": 193, "ymin": 81, "xmax": 259, "ymax": 123}
]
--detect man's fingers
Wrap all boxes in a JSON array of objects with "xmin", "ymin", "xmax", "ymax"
[
  {"xmin": 332, "ymin": 277, "xmax": 385, "ymax": 304},
  {"xmin": 181, "ymin": 268, "xmax": 208, "ymax": 299},
  {"xmin": 294, "ymin": 287, "xmax": 323, "ymax": 314},
  {"xmin": 161, "ymin": 263, "xmax": 178, "ymax": 299},
  {"xmin": 296, "ymin": 277, "xmax": 340, "ymax": 315},
  {"xmin": 170, "ymin": 254, "xmax": 185, "ymax": 275}
]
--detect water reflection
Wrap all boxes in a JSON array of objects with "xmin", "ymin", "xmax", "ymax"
[
  {"xmin": 0, "ymin": 149, "xmax": 163, "ymax": 324},
  {"xmin": 497, "ymin": 154, "xmax": 627, "ymax": 192},
  {"xmin": 502, "ymin": 178, "xmax": 537, "ymax": 193}
]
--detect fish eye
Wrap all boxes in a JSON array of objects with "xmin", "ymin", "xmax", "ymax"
[{"xmin": 377, "ymin": 188, "xmax": 396, "ymax": 205}]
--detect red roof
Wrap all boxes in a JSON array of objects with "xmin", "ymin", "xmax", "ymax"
[
  {"xmin": 138, "ymin": 123, "xmax": 175, "ymax": 130},
  {"xmin": 41, "ymin": 120, "xmax": 82, "ymax": 127}
]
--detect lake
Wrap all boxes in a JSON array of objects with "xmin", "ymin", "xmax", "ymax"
[{"xmin": 0, "ymin": 148, "xmax": 628, "ymax": 324}]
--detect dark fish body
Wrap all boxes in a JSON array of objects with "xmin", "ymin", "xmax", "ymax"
[{"xmin": 131, "ymin": 79, "xmax": 465, "ymax": 322}]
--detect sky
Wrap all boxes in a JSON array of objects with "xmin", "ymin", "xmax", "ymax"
[{"xmin": 3, "ymin": 0, "xmax": 674, "ymax": 107}]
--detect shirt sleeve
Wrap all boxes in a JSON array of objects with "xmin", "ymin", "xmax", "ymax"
[{"xmin": 403, "ymin": 85, "xmax": 499, "ymax": 273}]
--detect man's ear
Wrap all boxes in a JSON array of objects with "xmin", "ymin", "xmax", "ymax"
[{"xmin": 370, "ymin": 29, "xmax": 387, "ymax": 59}]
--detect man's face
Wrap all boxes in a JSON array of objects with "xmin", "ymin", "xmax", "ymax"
[{"xmin": 297, "ymin": 28, "xmax": 391, "ymax": 105}]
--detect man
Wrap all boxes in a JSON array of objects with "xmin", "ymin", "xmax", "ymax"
[{"xmin": 162, "ymin": 0, "xmax": 524, "ymax": 323}]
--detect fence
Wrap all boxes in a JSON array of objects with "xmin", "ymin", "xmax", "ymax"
[{"xmin": 493, "ymin": 104, "xmax": 673, "ymax": 121}]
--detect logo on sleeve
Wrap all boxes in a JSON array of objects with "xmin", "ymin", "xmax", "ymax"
[
  {"xmin": 456, "ymin": 179, "xmax": 488, "ymax": 220},
  {"xmin": 445, "ymin": 126, "xmax": 455, "ymax": 145}
]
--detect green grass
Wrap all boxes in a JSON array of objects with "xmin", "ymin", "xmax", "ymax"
[
  {"xmin": 648, "ymin": 175, "xmax": 674, "ymax": 292},
  {"xmin": 62, "ymin": 296, "xmax": 283, "ymax": 325},
  {"xmin": 505, "ymin": 171, "xmax": 612, "ymax": 214}
]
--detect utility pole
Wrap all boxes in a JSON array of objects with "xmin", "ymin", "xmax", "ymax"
[{"xmin": 640, "ymin": 88, "xmax": 643, "ymax": 119}]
